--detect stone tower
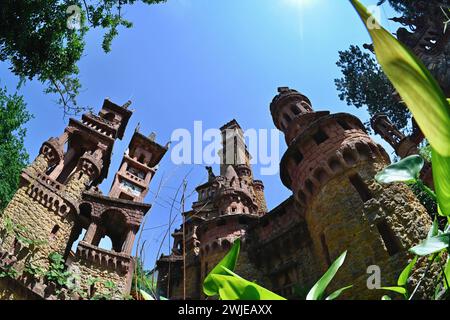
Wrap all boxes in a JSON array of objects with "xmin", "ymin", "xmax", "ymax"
[
  {"xmin": 68, "ymin": 127, "xmax": 168, "ymax": 297},
  {"xmin": 270, "ymin": 87, "xmax": 432, "ymax": 298},
  {"xmin": 0, "ymin": 99, "xmax": 131, "ymax": 288},
  {"xmin": 157, "ymin": 119, "xmax": 267, "ymax": 299},
  {"xmin": 0, "ymin": 99, "xmax": 168, "ymax": 299}
]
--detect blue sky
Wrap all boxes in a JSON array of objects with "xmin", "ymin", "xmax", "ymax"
[{"xmin": 1, "ymin": 0, "xmax": 400, "ymax": 269}]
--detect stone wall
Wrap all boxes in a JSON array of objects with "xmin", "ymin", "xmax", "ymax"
[
  {"xmin": 69, "ymin": 259, "xmax": 132, "ymax": 299},
  {"xmin": 0, "ymin": 184, "xmax": 76, "ymax": 273},
  {"xmin": 304, "ymin": 161, "xmax": 431, "ymax": 299}
]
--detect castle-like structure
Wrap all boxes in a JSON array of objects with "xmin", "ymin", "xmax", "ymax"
[
  {"xmin": 0, "ymin": 88, "xmax": 434, "ymax": 300},
  {"xmin": 0, "ymin": 99, "xmax": 168, "ymax": 299},
  {"xmin": 157, "ymin": 87, "xmax": 432, "ymax": 300}
]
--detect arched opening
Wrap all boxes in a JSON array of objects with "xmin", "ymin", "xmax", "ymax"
[
  {"xmin": 292, "ymin": 149, "xmax": 304, "ymax": 165},
  {"xmin": 313, "ymin": 128, "xmax": 329, "ymax": 145},
  {"xmin": 65, "ymin": 203, "xmax": 92, "ymax": 257},
  {"xmin": 377, "ymin": 220, "xmax": 401, "ymax": 256},
  {"xmin": 98, "ymin": 235, "xmax": 114, "ymax": 251},
  {"xmin": 176, "ymin": 241, "xmax": 183, "ymax": 252},
  {"xmin": 291, "ymin": 105, "xmax": 300, "ymax": 116},
  {"xmin": 349, "ymin": 174, "xmax": 373, "ymax": 202},
  {"xmin": 222, "ymin": 239, "xmax": 231, "ymax": 250},
  {"xmin": 102, "ymin": 112, "xmax": 115, "ymax": 122},
  {"xmin": 96, "ymin": 209, "xmax": 128, "ymax": 252},
  {"xmin": 356, "ymin": 143, "xmax": 371, "ymax": 161},
  {"xmin": 305, "ymin": 179, "xmax": 314, "ymax": 195},
  {"xmin": 314, "ymin": 168, "xmax": 328, "ymax": 184},
  {"xmin": 342, "ymin": 148, "xmax": 357, "ymax": 166},
  {"xmin": 337, "ymin": 119, "xmax": 352, "ymax": 131}
]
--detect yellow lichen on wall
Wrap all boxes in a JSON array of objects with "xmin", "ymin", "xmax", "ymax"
[
  {"xmin": 69, "ymin": 260, "xmax": 131, "ymax": 299},
  {"xmin": 0, "ymin": 185, "xmax": 76, "ymax": 273}
]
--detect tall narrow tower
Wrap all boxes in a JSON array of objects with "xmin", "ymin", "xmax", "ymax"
[
  {"xmin": 271, "ymin": 87, "xmax": 431, "ymax": 298},
  {"xmin": 157, "ymin": 119, "xmax": 267, "ymax": 300},
  {"xmin": 69, "ymin": 129, "xmax": 168, "ymax": 297},
  {"xmin": 109, "ymin": 128, "xmax": 168, "ymax": 202}
]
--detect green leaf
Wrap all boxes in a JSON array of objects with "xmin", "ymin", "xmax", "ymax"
[
  {"xmin": 203, "ymin": 239, "xmax": 241, "ymax": 297},
  {"xmin": 325, "ymin": 285, "xmax": 353, "ymax": 300},
  {"xmin": 380, "ymin": 286, "xmax": 407, "ymax": 296},
  {"xmin": 409, "ymin": 234, "xmax": 450, "ymax": 256},
  {"xmin": 209, "ymin": 268, "xmax": 286, "ymax": 301},
  {"xmin": 350, "ymin": 0, "xmax": 450, "ymax": 216},
  {"xmin": 431, "ymin": 150, "xmax": 450, "ymax": 216},
  {"xmin": 428, "ymin": 218, "xmax": 440, "ymax": 240},
  {"xmin": 381, "ymin": 295, "xmax": 392, "ymax": 300},
  {"xmin": 375, "ymin": 155, "xmax": 424, "ymax": 184},
  {"xmin": 139, "ymin": 289, "xmax": 154, "ymax": 300},
  {"xmin": 306, "ymin": 251, "xmax": 347, "ymax": 300},
  {"xmin": 444, "ymin": 256, "xmax": 450, "ymax": 289},
  {"xmin": 397, "ymin": 257, "xmax": 417, "ymax": 287}
]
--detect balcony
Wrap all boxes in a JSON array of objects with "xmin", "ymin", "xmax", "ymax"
[{"xmin": 76, "ymin": 241, "xmax": 132, "ymax": 274}]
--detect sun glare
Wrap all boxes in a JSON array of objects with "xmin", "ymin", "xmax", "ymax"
[{"xmin": 283, "ymin": 0, "xmax": 313, "ymax": 8}]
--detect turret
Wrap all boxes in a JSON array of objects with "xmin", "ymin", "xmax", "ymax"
[{"xmin": 109, "ymin": 128, "xmax": 168, "ymax": 202}]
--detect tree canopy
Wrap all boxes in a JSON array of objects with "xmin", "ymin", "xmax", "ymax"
[
  {"xmin": 335, "ymin": 0, "xmax": 450, "ymax": 132},
  {"xmin": 0, "ymin": 0, "xmax": 166, "ymax": 116},
  {"xmin": 0, "ymin": 87, "xmax": 32, "ymax": 212},
  {"xmin": 335, "ymin": 45, "xmax": 410, "ymax": 132}
]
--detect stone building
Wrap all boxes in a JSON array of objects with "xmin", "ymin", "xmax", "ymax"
[
  {"xmin": 157, "ymin": 87, "xmax": 432, "ymax": 300},
  {"xmin": 0, "ymin": 99, "xmax": 168, "ymax": 300}
]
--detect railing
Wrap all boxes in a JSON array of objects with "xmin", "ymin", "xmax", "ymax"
[
  {"xmin": 76, "ymin": 241, "xmax": 132, "ymax": 274},
  {"xmin": 36, "ymin": 172, "xmax": 64, "ymax": 191}
]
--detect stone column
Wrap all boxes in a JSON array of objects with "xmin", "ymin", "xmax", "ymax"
[
  {"xmin": 58, "ymin": 131, "xmax": 69, "ymax": 144},
  {"xmin": 122, "ymin": 228, "xmax": 136, "ymax": 255},
  {"xmin": 83, "ymin": 222, "xmax": 98, "ymax": 244},
  {"xmin": 48, "ymin": 160, "xmax": 66, "ymax": 180}
]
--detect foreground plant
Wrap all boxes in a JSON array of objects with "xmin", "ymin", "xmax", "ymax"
[
  {"xmin": 351, "ymin": 0, "xmax": 450, "ymax": 299},
  {"xmin": 203, "ymin": 239, "xmax": 351, "ymax": 300}
]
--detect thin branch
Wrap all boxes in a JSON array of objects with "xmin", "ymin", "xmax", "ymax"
[{"xmin": 409, "ymin": 254, "xmax": 437, "ymax": 300}]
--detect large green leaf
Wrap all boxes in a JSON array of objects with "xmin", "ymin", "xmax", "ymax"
[
  {"xmin": 306, "ymin": 251, "xmax": 348, "ymax": 300},
  {"xmin": 350, "ymin": 0, "xmax": 450, "ymax": 216},
  {"xmin": 432, "ymin": 150, "xmax": 450, "ymax": 216},
  {"xmin": 209, "ymin": 267, "xmax": 286, "ymax": 300},
  {"xmin": 203, "ymin": 239, "xmax": 241, "ymax": 296},
  {"xmin": 409, "ymin": 234, "xmax": 450, "ymax": 256},
  {"xmin": 325, "ymin": 285, "xmax": 353, "ymax": 300},
  {"xmin": 397, "ymin": 257, "xmax": 417, "ymax": 287},
  {"xmin": 375, "ymin": 155, "xmax": 424, "ymax": 184},
  {"xmin": 380, "ymin": 286, "xmax": 407, "ymax": 296}
]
